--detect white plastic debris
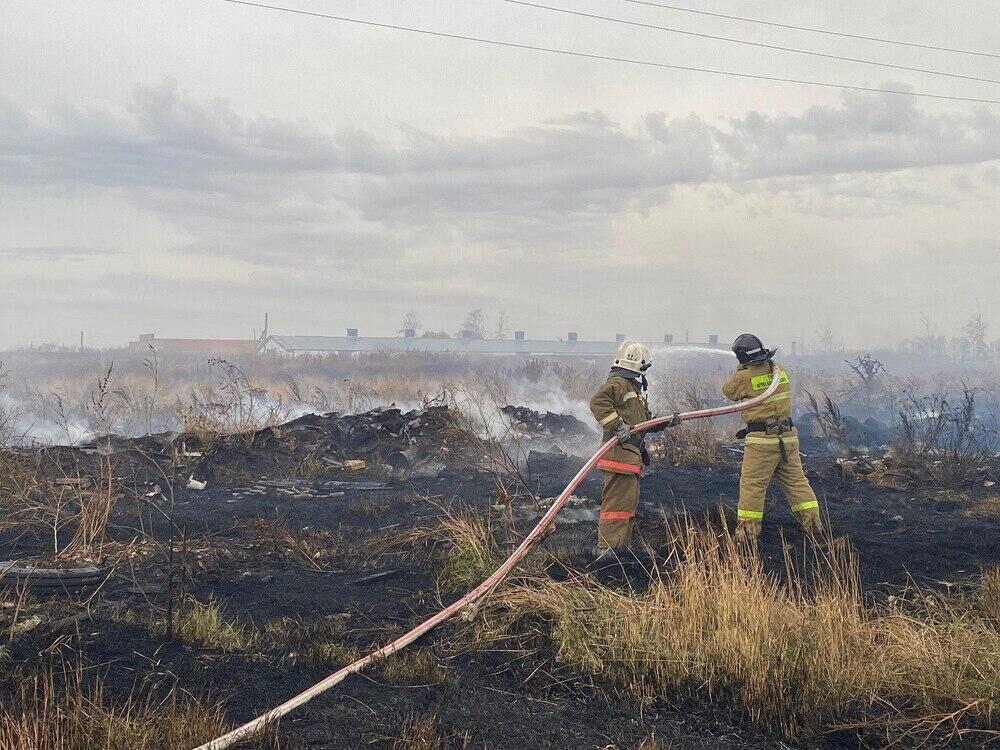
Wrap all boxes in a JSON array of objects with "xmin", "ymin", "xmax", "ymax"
[{"xmin": 186, "ymin": 476, "xmax": 207, "ymax": 491}]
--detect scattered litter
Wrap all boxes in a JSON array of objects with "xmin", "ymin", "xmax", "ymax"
[
  {"xmin": 343, "ymin": 459, "xmax": 366, "ymax": 472},
  {"xmin": 186, "ymin": 476, "xmax": 208, "ymax": 491},
  {"xmin": 126, "ymin": 584, "xmax": 164, "ymax": 596},
  {"xmin": 408, "ymin": 460, "xmax": 447, "ymax": 479},
  {"xmin": 350, "ymin": 569, "xmax": 400, "ymax": 586},
  {"xmin": 10, "ymin": 615, "xmax": 42, "ymax": 638},
  {"xmin": 0, "ymin": 562, "xmax": 107, "ymax": 596}
]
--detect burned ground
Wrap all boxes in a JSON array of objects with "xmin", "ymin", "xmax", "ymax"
[{"xmin": 2, "ymin": 406, "xmax": 1000, "ymax": 749}]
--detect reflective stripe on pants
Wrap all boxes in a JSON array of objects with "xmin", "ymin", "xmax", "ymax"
[{"xmin": 596, "ymin": 458, "xmax": 641, "ymax": 475}]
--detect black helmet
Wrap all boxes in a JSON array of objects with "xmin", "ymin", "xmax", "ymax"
[{"xmin": 732, "ymin": 333, "xmax": 776, "ymax": 365}]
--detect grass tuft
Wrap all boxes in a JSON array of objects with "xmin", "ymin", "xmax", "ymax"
[
  {"xmin": 380, "ymin": 649, "xmax": 445, "ymax": 684},
  {"xmin": 263, "ymin": 615, "xmax": 359, "ymax": 668},
  {"xmin": 174, "ymin": 595, "xmax": 252, "ymax": 651},
  {"xmin": 435, "ymin": 513, "xmax": 501, "ymax": 589}
]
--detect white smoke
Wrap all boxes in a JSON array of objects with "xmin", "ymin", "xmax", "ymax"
[
  {"xmin": 1, "ymin": 392, "xmax": 93, "ymax": 445},
  {"xmin": 504, "ymin": 369, "xmax": 593, "ymax": 425}
]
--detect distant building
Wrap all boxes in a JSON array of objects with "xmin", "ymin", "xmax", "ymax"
[
  {"xmin": 128, "ymin": 333, "xmax": 257, "ymax": 356},
  {"xmin": 260, "ymin": 333, "xmax": 728, "ymax": 357}
]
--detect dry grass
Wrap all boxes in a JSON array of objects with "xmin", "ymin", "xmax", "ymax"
[
  {"xmin": 981, "ymin": 567, "xmax": 1000, "ymax": 623},
  {"xmin": 491, "ymin": 528, "xmax": 1000, "ymax": 745},
  {"xmin": 636, "ymin": 735, "xmax": 667, "ymax": 750},
  {"xmin": 0, "ymin": 662, "xmax": 232, "ymax": 750},
  {"xmin": 380, "ymin": 649, "xmax": 446, "ymax": 684},
  {"xmin": 387, "ymin": 712, "xmax": 470, "ymax": 750},
  {"xmin": 390, "ymin": 713, "xmax": 444, "ymax": 750},
  {"xmin": 174, "ymin": 595, "xmax": 253, "ymax": 651},
  {"xmin": 262, "ymin": 615, "xmax": 360, "ymax": 669},
  {"xmin": 434, "ymin": 512, "xmax": 502, "ymax": 589}
]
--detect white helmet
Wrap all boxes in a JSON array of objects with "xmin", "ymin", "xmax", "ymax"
[{"xmin": 613, "ymin": 339, "xmax": 652, "ymax": 373}]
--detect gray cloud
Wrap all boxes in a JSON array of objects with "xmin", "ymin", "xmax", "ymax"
[
  {"xmin": 5, "ymin": 81, "xmax": 998, "ymax": 225},
  {"xmin": 720, "ymin": 88, "xmax": 1000, "ymax": 180},
  {"xmin": 3, "ymin": 80, "xmax": 1000, "ymax": 349}
]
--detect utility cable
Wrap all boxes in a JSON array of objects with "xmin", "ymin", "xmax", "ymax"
[
  {"xmin": 500, "ymin": 0, "xmax": 1000, "ymax": 86},
  {"xmin": 617, "ymin": 0, "xmax": 1000, "ymax": 61},
  {"xmin": 218, "ymin": 0, "xmax": 1000, "ymax": 105}
]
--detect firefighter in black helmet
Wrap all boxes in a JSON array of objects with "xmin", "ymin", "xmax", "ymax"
[{"xmin": 722, "ymin": 334, "xmax": 823, "ymax": 543}]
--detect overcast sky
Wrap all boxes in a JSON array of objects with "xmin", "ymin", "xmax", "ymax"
[{"xmin": 2, "ymin": 0, "xmax": 999, "ymax": 350}]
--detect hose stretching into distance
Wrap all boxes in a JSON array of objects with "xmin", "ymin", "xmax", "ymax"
[{"xmin": 194, "ymin": 363, "xmax": 783, "ymax": 750}]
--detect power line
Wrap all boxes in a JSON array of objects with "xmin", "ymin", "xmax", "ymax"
[
  {"xmin": 501, "ymin": 0, "xmax": 1000, "ymax": 86},
  {"xmin": 617, "ymin": 0, "xmax": 1000, "ymax": 61},
  {"xmin": 218, "ymin": 0, "xmax": 1000, "ymax": 105}
]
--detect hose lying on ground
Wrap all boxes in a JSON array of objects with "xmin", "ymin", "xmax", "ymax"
[{"xmin": 194, "ymin": 363, "xmax": 782, "ymax": 750}]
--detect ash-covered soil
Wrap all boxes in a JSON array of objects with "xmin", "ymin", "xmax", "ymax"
[{"xmin": 3, "ymin": 406, "xmax": 1000, "ymax": 749}]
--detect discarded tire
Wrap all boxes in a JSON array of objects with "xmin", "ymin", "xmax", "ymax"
[{"xmin": 0, "ymin": 561, "xmax": 107, "ymax": 596}]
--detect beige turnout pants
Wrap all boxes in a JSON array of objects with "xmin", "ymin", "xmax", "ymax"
[
  {"xmin": 597, "ymin": 471, "xmax": 640, "ymax": 550},
  {"xmin": 737, "ymin": 430, "xmax": 821, "ymax": 540}
]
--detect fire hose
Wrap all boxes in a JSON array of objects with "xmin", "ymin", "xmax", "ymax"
[{"xmin": 194, "ymin": 363, "xmax": 781, "ymax": 750}]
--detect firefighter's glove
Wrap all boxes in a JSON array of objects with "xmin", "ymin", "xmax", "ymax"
[
  {"xmin": 648, "ymin": 413, "xmax": 682, "ymax": 433},
  {"xmin": 614, "ymin": 421, "xmax": 632, "ymax": 443}
]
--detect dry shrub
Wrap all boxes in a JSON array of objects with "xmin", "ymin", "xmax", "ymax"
[
  {"xmin": 59, "ymin": 457, "xmax": 122, "ymax": 558},
  {"xmin": 805, "ymin": 390, "xmax": 852, "ymax": 454},
  {"xmin": 0, "ymin": 453, "xmax": 42, "ymax": 531},
  {"xmin": 442, "ymin": 381, "xmax": 535, "ymax": 506},
  {"xmin": 894, "ymin": 388, "xmax": 999, "ymax": 487},
  {"xmin": 649, "ymin": 380, "xmax": 731, "ymax": 467},
  {"xmin": 0, "ymin": 662, "xmax": 230, "ymax": 750},
  {"xmin": 653, "ymin": 420, "xmax": 729, "ymax": 467},
  {"xmin": 493, "ymin": 528, "xmax": 1000, "ymax": 744}
]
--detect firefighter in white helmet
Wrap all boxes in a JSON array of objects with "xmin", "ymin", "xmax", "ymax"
[{"xmin": 589, "ymin": 340, "xmax": 680, "ymax": 558}]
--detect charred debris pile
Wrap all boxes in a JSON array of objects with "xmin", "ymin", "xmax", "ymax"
[{"xmin": 23, "ymin": 404, "xmax": 594, "ymax": 489}]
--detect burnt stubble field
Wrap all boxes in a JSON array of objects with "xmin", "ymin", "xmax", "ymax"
[{"xmin": 2, "ymin": 352, "xmax": 1000, "ymax": 749}]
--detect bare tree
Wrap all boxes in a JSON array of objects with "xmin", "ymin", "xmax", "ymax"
[
  {"xmin": 911, "ymin": 312, "xmax": 946, "ymax": 359},
  {"xmin": 493, "ymin": 310, "xmax": 510, "ymax": 340},
  {"xmin": 142, "ymin": 345, "xmax": 159, "ymax": 436},
  {"xmin": 398, "ymin": 311, "xmax": 422, "ymax": 336},
  {"xmin": 965, "ymin": 300, "xmax": 990, "ymax": 360},
  {"xmin": 818, "ymin": 317, "xmax": 838, "ymax": 353},
  {"xmin": 458, "ymin": 309, "xmax": 486, "ymax": 339}
]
